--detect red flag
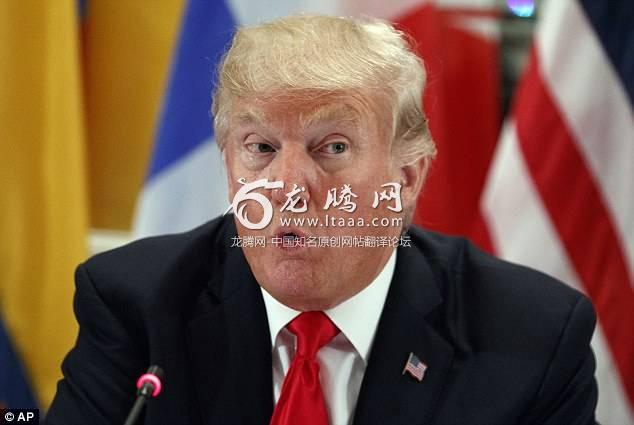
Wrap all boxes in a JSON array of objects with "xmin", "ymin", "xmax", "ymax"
[{"xmin": 397, "ymin": 3, "xmax": 501, "ymax": 251}]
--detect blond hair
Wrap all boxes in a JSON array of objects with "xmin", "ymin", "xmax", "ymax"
[{"xmin": 212, "ymin": 15, "xmax": 436, "ymax": 169}]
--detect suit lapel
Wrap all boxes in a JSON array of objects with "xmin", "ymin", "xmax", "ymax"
[
  {"xmin": 185, "ymin": 243, "xmax": 274, "ymax": 425},
  {"xmin": 353, "ymin": 244, "xmax": 454, "ymax": 425}
]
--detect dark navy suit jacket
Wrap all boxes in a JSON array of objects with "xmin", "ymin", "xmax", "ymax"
[{"xmin": 46, "ymin": 215, "xmax": 598, "ymax": 424}]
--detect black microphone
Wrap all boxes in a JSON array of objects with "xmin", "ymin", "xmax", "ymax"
[{"xmin": 123, "ymin": 365, "xmax": 165, "ymax": 425}]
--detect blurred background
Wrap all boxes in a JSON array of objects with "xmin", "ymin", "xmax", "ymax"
[{"xmin": 1, "ymin": 0, "xmax": 632, "ymax": 422}]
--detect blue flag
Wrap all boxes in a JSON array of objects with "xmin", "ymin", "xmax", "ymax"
[
  {"xmin": 134, "ymin": 0, "xmax": 236, "ymax": 237},
  {"xmin": 0, "ymin": 320, "xmax": 38, "ymax": 408}
]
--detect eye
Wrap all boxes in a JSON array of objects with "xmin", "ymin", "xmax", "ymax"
[
  {"xmin": 319, "ymin": 141, "xmax": 348, "ymax": 155},
  {"xmin": 245, "ymin": 142, "xmax": 276, "ymax": 154}
]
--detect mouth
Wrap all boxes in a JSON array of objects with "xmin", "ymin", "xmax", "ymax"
[{"xmin": 273, "ymin": 227, "xmax": 308, "ymax": 251}]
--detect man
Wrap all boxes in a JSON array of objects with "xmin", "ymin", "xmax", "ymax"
[{"xmin": 46, "ymin": 15, "xmax": 597, "ymax": 425}]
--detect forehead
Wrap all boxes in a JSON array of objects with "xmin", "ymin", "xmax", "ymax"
[{"xmin": 230, "ymin": 94, "xmax": 380, "ymax": 130}]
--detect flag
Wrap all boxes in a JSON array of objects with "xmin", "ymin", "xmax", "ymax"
[
  {"xmin": 402, "ymin": 352, "xmax": 428, "ymax": 382},
  {"xmin": 0, "ymin": 0, "xmax": 88, "ymax": 409},
  {"xmin": 132, "ymin": 0, "xmax": 235, "ymax": 238},
  {"xmin": 0, "ymin": 321, "xmax": 36, "ymax": 408},
  {"xmin": 80, "ymin": 0, "xmax": 185, "ymax": 230},
  {"xmin": 402, "ymin": 4, "xmax": 501, "ymax": 252},
  {"xmin": 482, "ymin": 0, "xmax": 634, "ymax": 423}
]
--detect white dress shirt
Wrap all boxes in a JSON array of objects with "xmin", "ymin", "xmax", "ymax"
[{"xmin": 260, "ymin": 250, "xmax": 397, "ymax": 425}]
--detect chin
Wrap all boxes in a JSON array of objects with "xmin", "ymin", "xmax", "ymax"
[
  {"xmin": 261, "ymin": 267, "xmax": 337, "ymax": 311},
  {"xmin": 270, "ymin": 290, "xmax": 337, "ymax": 312}
]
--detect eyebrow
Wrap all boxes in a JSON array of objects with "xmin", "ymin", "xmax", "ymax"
[
  {"xmin": 234, "ymin": 108, "xmax": 267, "ymax": 126},
  {"xmin": 299, "ymin": 103, "xmax": 361, "ymax": 128}
]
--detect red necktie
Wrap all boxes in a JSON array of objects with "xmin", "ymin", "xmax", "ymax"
[{"xmin": 270, "ymin": 312, "xmax": 340, "ymax": 425}]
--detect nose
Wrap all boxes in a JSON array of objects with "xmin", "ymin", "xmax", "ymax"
[{"xmin": 269, "ymin": 145, "xmax": 315, "ymax": 207}]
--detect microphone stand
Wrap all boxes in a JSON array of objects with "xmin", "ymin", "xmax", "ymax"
[{"xmin": 123, "ymin": 365, "xmax": 165, "ymax": 425}]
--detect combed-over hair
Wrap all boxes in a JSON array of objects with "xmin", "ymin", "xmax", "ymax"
[{"xmin": 211, "ymin": 15, "xmax": 436, "ymax": 169}]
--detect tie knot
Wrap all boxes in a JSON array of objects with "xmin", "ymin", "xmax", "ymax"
[{"xmin": 287, "ymin": 312, "xmax": 339, "ymax": 358}]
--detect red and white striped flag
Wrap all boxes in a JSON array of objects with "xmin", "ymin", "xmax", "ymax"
[{"xmin": 482, "ymin": 1, "xmax": 634, "ymax": 423}]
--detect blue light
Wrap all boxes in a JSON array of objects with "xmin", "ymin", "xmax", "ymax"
[{"xmin": 507, "ymin": 0, "xmax": 535, "ymax": 18}]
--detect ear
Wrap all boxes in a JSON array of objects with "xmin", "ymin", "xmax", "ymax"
[{"xmin": 398, "ymin": 156, "xmax": 429, "ymax": 213}]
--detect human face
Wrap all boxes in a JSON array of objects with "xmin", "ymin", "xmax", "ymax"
[{"xmin": 223, "ymin": 93, "xmax": 415, "ymax": 311}]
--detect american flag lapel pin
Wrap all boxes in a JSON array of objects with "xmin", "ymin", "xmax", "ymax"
[{"xmin": 402, "ymin": 352, "xmax": 427, "ymax": 382}]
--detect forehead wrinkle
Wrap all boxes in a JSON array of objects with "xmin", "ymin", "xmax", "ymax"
[
  {"xmin": 233, "ymin": 107, "xmax": 267, "ymax": 127},
  {"xmin": 231, "ymin": 101, "xmax": 365, "ymax": 141},
  {"xmin": 299, "ymin": 103, "xmax": 361, "ymax": 130}
]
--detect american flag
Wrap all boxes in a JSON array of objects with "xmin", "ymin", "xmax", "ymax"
[
  {"xmin": 402, "ymin": 352, "xmax": 427, "ymax": 382},
  {"xmin": 407, "ymin": 1, "xmax": 633, "ymax": 422},
  {"xmin": 480, "ymin": 1, "xmax": 634, "ymax": 423}
]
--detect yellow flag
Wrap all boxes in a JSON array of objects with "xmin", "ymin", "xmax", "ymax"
[
  {"xmin": 0, "ymin": 0, "xmax": 88, "ymax": 408},
  {"xmin": 83, "ymin": 0, "xmax": 184, "ymax": 229}
]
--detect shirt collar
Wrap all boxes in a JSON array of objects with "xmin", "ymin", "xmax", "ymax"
[{"xmin": 261, "ymin": 249, "xmax": 397, "ymax": 364}]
